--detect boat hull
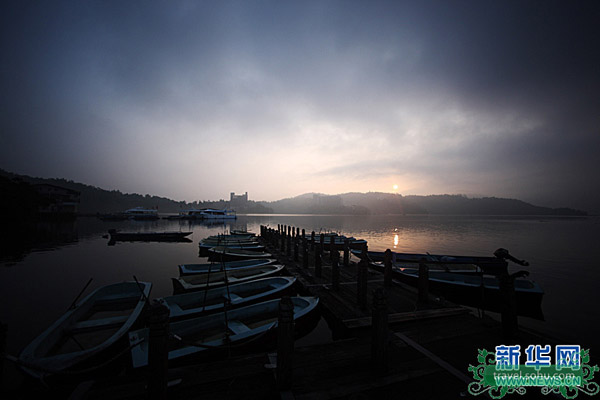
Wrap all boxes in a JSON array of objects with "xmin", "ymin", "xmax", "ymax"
[
  {"xmin": 129, "ymin": 296, "xmax": 319, "ymax": 368},
  {"xmin": 18, "ymin": 281, "xmax": 152, "ymax": 380}
]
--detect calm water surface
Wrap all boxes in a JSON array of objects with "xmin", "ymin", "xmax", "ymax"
[{"xmin": 1, "ymin": 215, "xmax": 598, "ymax": 359}]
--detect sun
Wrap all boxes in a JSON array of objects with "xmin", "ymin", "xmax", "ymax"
[{"xmin": 392, "ymin": 184, "xmax": 398, "ymax": 190}]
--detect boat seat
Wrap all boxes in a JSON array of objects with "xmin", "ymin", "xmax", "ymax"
[
  {"xmin": 223, "ymin": 293, "xmax": 242, "ymax": 302},
  {"xmin": 69, "ymin": 315, "xmax": 130, "ymax": 333},
  {"xmin": 227, "ymin": 320, "xmax": 251, "ymax": 335}
]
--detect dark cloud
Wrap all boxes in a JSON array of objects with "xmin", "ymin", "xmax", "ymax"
[{"xmin": 1, "ymin": 1, "xmax": 599, "ymax": 211}]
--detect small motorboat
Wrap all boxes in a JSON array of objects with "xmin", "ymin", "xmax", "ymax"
[
  {"xmin": 129, "ymin": 296, "xmax": 319, "ymax": 368},
  {"xmin": 178, "ymin": 259, "xmax": 277, "ymax": 276},
  {"xmin": 159, "ymin": 276, "xmax": 296, "ymax": 320},
  {"xmin": 18, "ymin": 281, "xmax": 152, "ymax": 379},
  {"xmin": 171, "ymin": 264, "xmax": 285, "ymax": 293}
]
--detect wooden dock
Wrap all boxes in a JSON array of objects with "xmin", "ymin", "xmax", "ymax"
[{"xmin": 3, "ymin": 225, "xmax": 562, "ymax": 399}]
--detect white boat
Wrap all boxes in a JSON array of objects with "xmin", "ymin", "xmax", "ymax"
[
  {"xmin": 158, "ymin": 276, "xmax": 297, "ymax": 319},
  {"xmin": 207, "ymin": 247, "xmax": 273, "ymax": 261},
  {"xmin": 129, "ymin": 296, "xmax": 319, "ymax": 368},
  {"xmin": 172, "ymin": 264, "xmax": 285, "ymax": 293},
  {"xmin": 198, "ymin": 209, "xmax": 237, "ymax": 220},
  {"xmin": 178, "ymin": 259, "xmax": 277, "ymax": 276},
  {"xmin": 18, "ymin": 281, "xmax": 152, "ymax": 379},
  {"xmin": 123, "ymin": 207, "xmax": 159, "ymax": 220}
]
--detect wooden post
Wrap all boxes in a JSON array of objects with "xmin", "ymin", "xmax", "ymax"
[
  {"xmin": 357, "ymin": 258, "xmax": 368, "ymax": 310},
  {"xmin": 293, "ymin": 239, "xmax": 299, "ymax": 262},
  {"xmin": 310, "ymin": 231, "xmax": 315, "ymax": 251},
  {"xmin": 343, "ymin": 239, "xmax": 350, "ymax": 267},
  {"xmin": 418, "ymin": 260, "xmax": 429, "ymax": 304},
  {"xmin": 314, "ymin": 244, "xmax": 322, "ymax": 278},
  {"xmin": 302, "ymin": 240, "xmax": 309, "ymax": 268},
  {"xmin": 499, "ymin": 274, "xmax": 518, "ymax": 339},
  {"xmin": 331, "ymin": 248, "xmax": 340, "ymax": 291},
  {"xmin": 319, "ymin": 233, "xmax": 325, "ymax": 249},
  {"xmin": 286, "ymin": 233, "xmax": 291, "ymax": 257},
  {"xmin": 147, "ymin": 301, "xmax": 170, "ymax": 400},
  {"xmin": 371, "ymin": 288, "xmax": 389, "ymax": 373},
  {"xmin": 360, "ymin": 242, "xmax": 369, "ymax": 261},
  {"xmin": 277, "ymin": 296, "xmax": 294, "ymax": 390},
  {"xmin": 301, "ymin": 229, "xmax": 305, "ymax": 240},
  {"xmin": 287, "ymin": 225, "xmax": 291, "ymax": 238},
  {"xmin": 296, "ymin": 227, "xmax": 300, "ymax": 238},
  {"xmin": 280, "ymin": 228, "xmax": 286, "ymax": 253},
  {"xmin": 384, "ymin": 249, "xmax": 393, "ymax": 287}
]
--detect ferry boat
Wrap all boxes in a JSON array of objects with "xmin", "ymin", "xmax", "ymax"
[
  {"xmin": 123, "ymin": 207, "xmax": 159, "ymax": 220},
  {"xmin": 198, "ymin": 208, "xmax": 237, "ymax": 220}
]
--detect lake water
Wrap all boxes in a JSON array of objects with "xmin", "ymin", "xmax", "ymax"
[{"xmin": 1, "ymin": 214, "xmax": 599, "ymax": 364}]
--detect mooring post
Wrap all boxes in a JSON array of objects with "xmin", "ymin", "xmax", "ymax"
[
  {"xmin": 360, "ymin": 242, "xmax": 369, "ymax": 261},
  {"xmin": 277, "ymin": 296, "xmax": 294, "ymax": 390},
  {"xmin": 357, "ymin": 258, "xmax": 368, "ymax": 310},
  {"xmin": 329, "ymin": 241, "xmax": 336, "ymax": 264},
  {"xmin": 331, "ymin": 248, "xmax": 340, "ymax": 291},
  {"xmin": 301, "ymin": 229, "xmax": 305, "ymax": 241},
  {"xmin": 499, "ymin": 273, "xmax": 518, "ymax": 339},
  {"xmin": 314, "ymin": 244, "xmax": 322, "ymax": 278},
  {"xmin": 287, "ymin": 225, "xmax": 291, "ymax": 238},
  {"xmin": 371, "ymin": 288, "xmax": 389, "ymax": 373},
  {"xmin": 286, "ymin": 233, "xmax": 292, "ymax": 257},
  {"xmin": 310, "ymin": 231, "xmax": 315, "ymax": 251},
  {"xmin": 303, "ymin": 240, "xmax": 309, "ymax": 268},
  {"xmin": 147, "ymin": 301, "xmax": 170, "ymax": 400},
  {"xmin": 418, "ymin": 259, "xmax": 429, "ymax": 304},
  {"xmin": 293, "ymin": 239, "xmax": 299, "ymax": 262},
  {"xmin": 296, "ymin": 227, "xmax": 300, "ymax": 238},
  {"xmin": 384, "ymin": 249, "xmax": 393, "ymax": 287},
  {"xmin": 343, "ymin": 239, "xmax": 350, "ymax": 267}
]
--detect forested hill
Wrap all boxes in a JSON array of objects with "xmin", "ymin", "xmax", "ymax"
[
  {"xmin": 0, "ymin": 169, "xmax": 587, "ymax": 216},
  {"xmin": 0, "ymin": 170, "xmax": 270, "ymax": 214}
]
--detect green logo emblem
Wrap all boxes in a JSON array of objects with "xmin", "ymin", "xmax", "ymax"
[{"xmin": 468, "ymin": 347, "xmax": 599, "ymax": 398}]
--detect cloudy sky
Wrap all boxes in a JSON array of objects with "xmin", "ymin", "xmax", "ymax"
[{"xmin": 1, "ymin": 1, "xmax": 599, "ymax": 212}]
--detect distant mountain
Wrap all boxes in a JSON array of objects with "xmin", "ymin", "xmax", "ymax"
[
  {"xmin": 264, "ymin": 192, "xmax": 587, "ymax": 216},
  {"xmin": 0, "ymin": 169, "xmax": 587, "ymax": 216}
]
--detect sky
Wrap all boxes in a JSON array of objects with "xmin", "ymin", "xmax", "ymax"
[{"xmin": 1, "ymin": 1, "xmax": 599, "ymax": 212}]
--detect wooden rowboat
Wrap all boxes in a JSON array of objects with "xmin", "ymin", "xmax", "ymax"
[
  {"xmin": 128, "ymin": 296, "xmax": 319, "ymax": 368},
  {"xmin": 171, "ymin": 264, "xmax": 285, "ymax": 293},
  {"xmin": 18, "ymin": 281, "xmax": 152, "ymax": 379},
  {"xmin": 391, "ymin": 269, "xmax": 544, "ymax": 320},
  {"xmin": 159, "ymin": 276, "xmax": 296, "ymax": 320},
  {"xmin": 178, "ymin": 259, "xmax": 277, "ymax": 276},
  {"xmin": 207, "ymin": 247, "xmax": 273, "ymax": 262}
]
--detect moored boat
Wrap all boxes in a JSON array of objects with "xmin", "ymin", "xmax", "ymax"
[
  {"xmin": 108, "ymin": 229, "xmax": 192, "ymax": 242},
  {"xmin": 208, "ymin": 247, "xmax": 273, "ymax": 262},
  {"xmin": 178, "ymin": 258, "xmax": 277, "ymax": 276},
  {"xmin": 159, "ymin": 276, "xmax": 297, "ymax": 319},
  {"xmin": 18, "ymin": 281, "xmax": 152, "ymax": 379},
  {"xmin": 128, "ymin": 296, "xmax": 319, "ymax": 368},
  {"xmin": 123, "ymin": 207, "xmax": 159, "ymax": 220},
  {"xmin": 172, "ymin": 264, "xmax": 285, "ymax": 293},
  {"xmin": 391, "ymin": 268, "xmax": 544, "ymax": 320}
]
